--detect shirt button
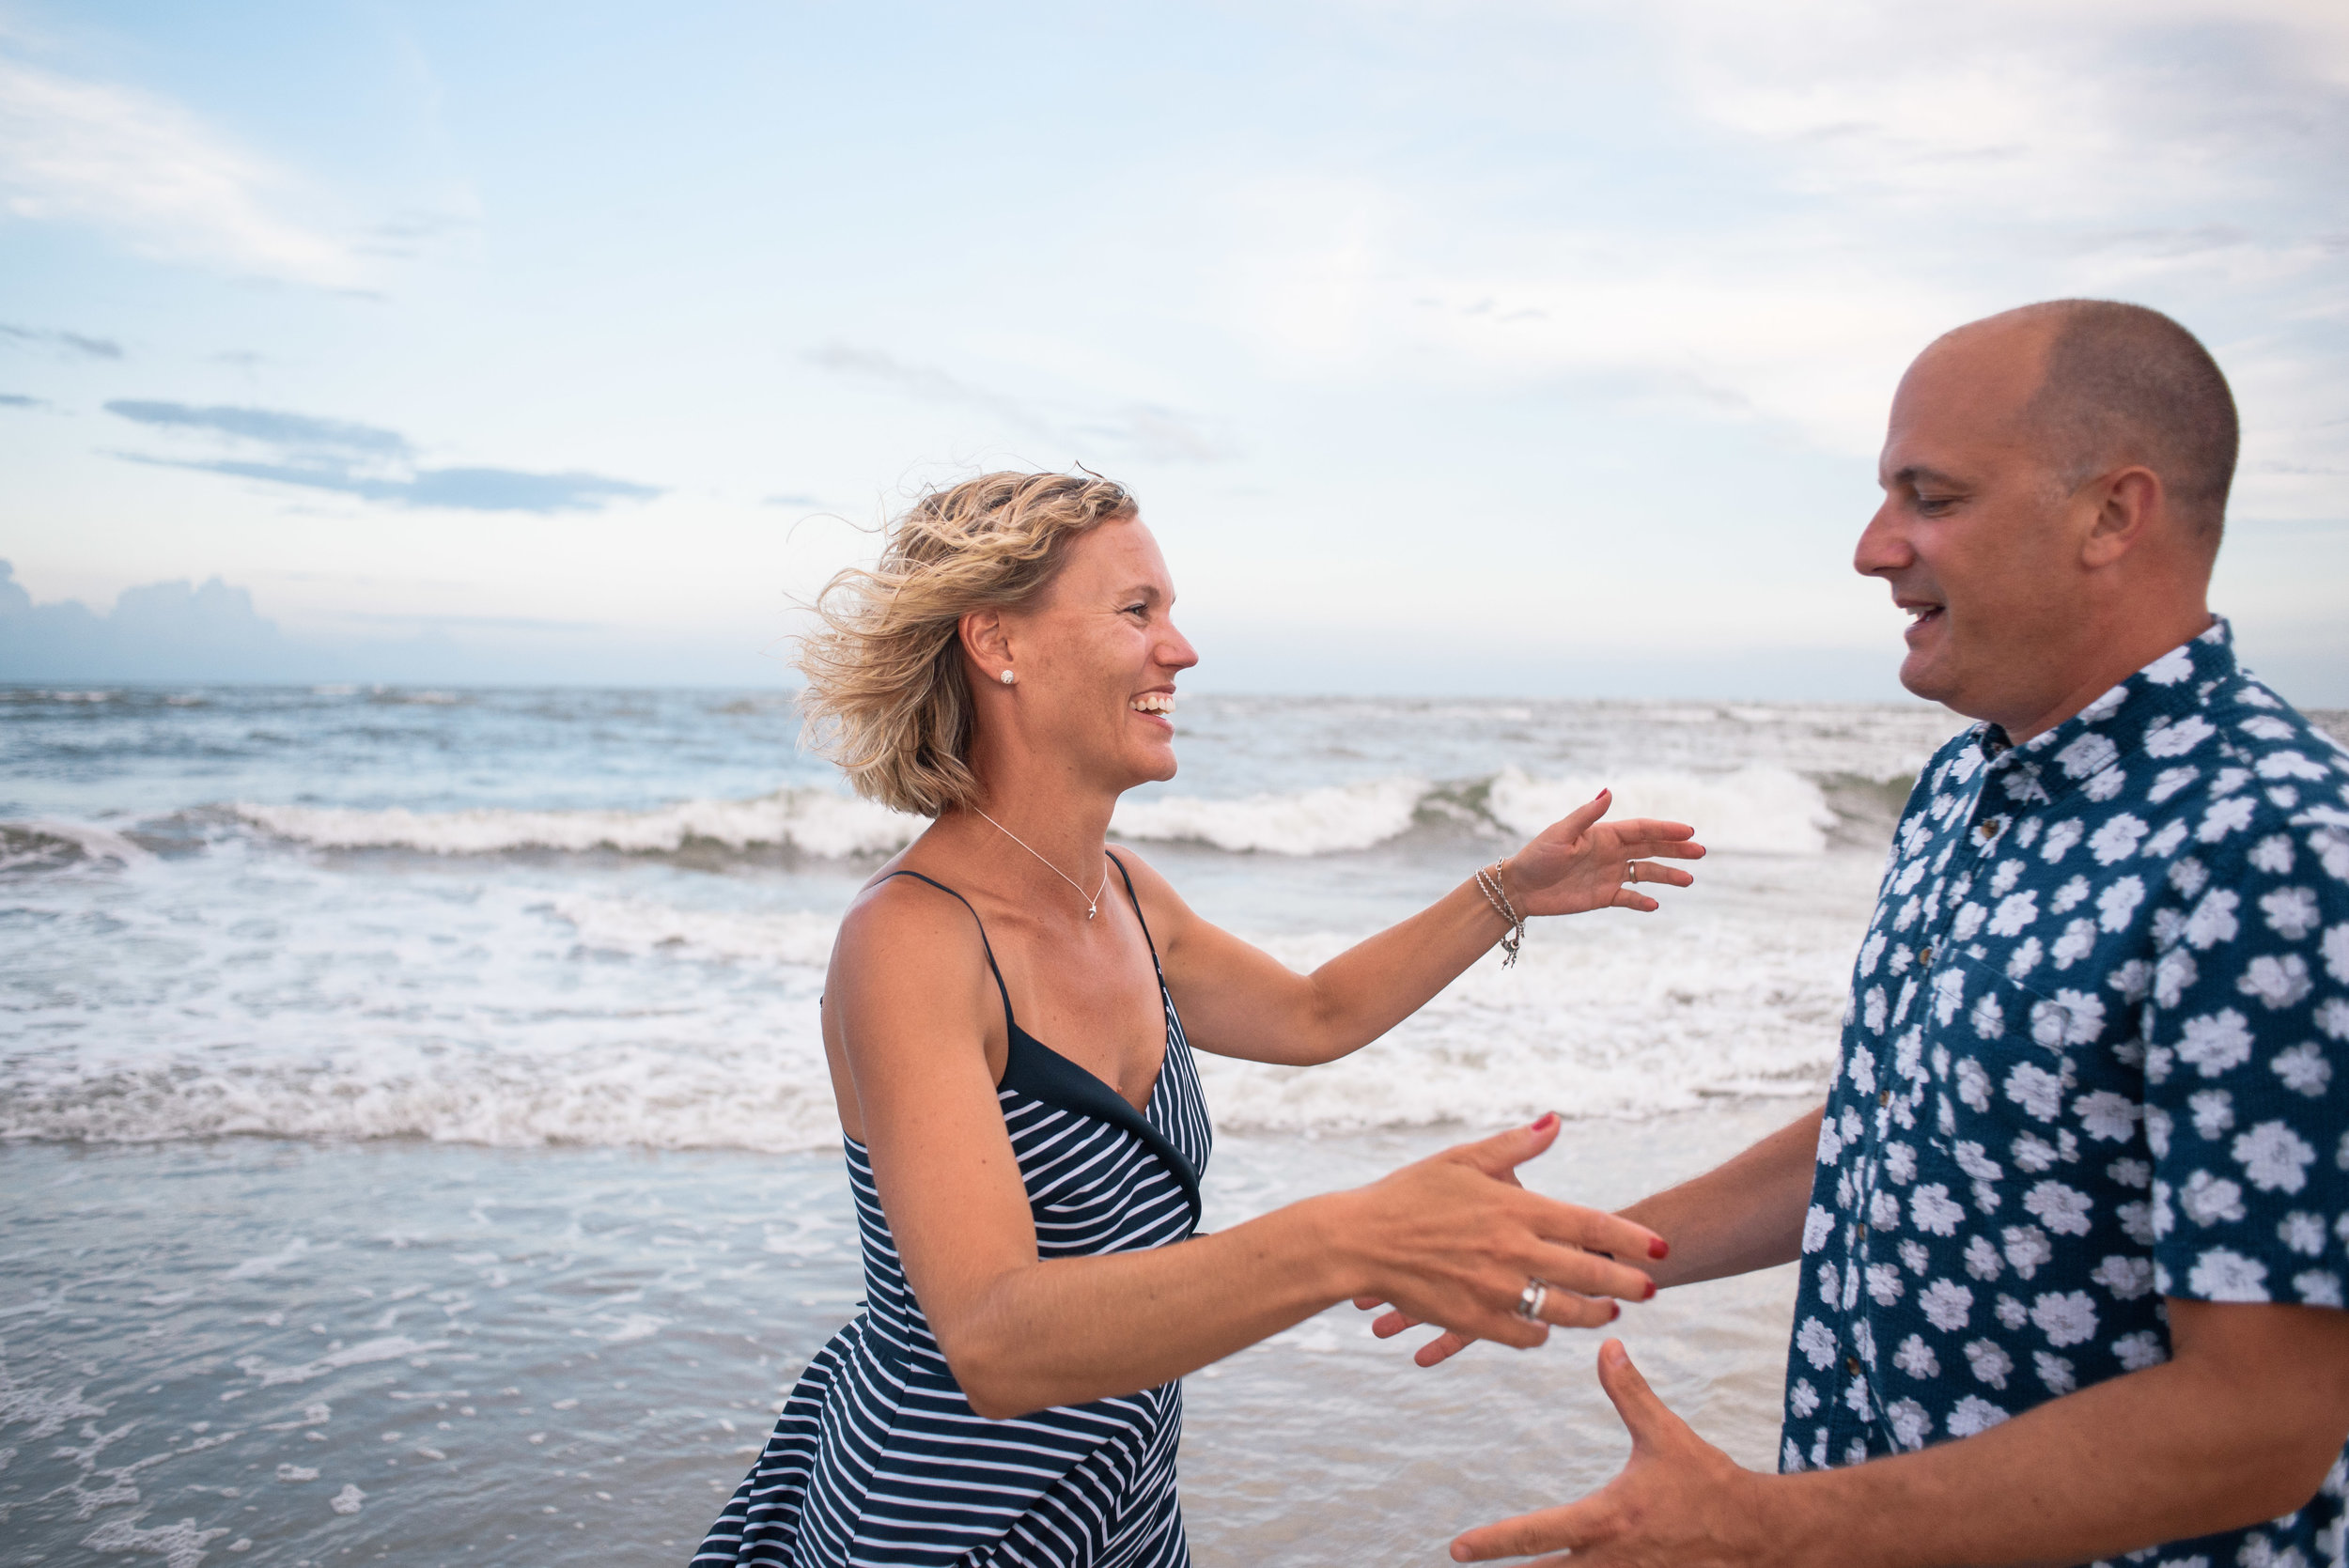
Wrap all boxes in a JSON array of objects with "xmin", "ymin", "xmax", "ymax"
[
  {"xmin": 1977, "ymin": 821, "xmax": 1999, "ymax": 840},
  {"xmin": 1919, "ymin": 944, "xmax": 1934, "ymax": 966},
  {"xmin": 1845, "ymin": 1357, "xmax": 1861, "ymax": 1374},
  {"xmin": 1878, "ymin": 1089, "xmax": 1891, "ymax": 1107}
]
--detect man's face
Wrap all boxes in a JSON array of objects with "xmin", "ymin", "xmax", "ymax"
[{"xmin": 1854, "ymin": 322, "xmax": 2085, "ymax": 727}]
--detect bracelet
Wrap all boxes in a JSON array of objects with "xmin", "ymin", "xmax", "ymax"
[{"xmin": 1473, "ymin": 860, "xmax": 1524, "ymax": 969}]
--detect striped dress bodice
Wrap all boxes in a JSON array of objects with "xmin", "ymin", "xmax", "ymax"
[{"xmin": 695, "ymin": 860, "xmax": 1212, "ymax": 1568}]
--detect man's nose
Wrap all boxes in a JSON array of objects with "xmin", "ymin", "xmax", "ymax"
[{"xmin": 1853, "ymin": 499, "xmax": 1909, "ymax": 579}]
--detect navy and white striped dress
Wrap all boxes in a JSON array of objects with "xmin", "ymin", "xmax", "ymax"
[{"xmin": 694, "ymin": 857, "xmax": 1213, "ymax": 1568}]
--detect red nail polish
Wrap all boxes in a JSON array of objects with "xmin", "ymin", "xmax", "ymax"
[
  {"xmin": 1643, "ymin": 1279, "xmax": 1657, "ymax": 1300},
  {"xmin": 1531, "ymin": 1110, "xmax": 1558, "ymax": 1132},
  {"xmin": 1609, "ymin": 1302, "xmax": 1622, "ymax": 1321},
  {"xmin": 1649, "ymin": 1237, "xmax": 1670, "ymax": 1260}
]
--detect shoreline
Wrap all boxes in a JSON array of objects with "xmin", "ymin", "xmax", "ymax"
[{"xmin": 0, "ymin": 1107, "xmax": 1801, "ymax": 1567}]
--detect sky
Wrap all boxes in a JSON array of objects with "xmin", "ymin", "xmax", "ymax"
[{"xmin": 1, "ymin": 0, "xmax": 2344, "ymax": 698}]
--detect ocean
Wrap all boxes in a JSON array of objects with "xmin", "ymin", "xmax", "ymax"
[{"xmin": 13, "ymin": 684, "xmax": 2328, "ymax": 1565}]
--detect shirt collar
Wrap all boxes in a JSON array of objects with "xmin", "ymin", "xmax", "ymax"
[{"xmin": 1969, "ymin": 616, "xmax": 2236, "ymax": 809}]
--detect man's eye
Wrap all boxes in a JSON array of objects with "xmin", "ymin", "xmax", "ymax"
[
  {"xmin": 1124, "ymin": 603, "xmax": 1148, "ymax": 616},
  {"xmin": 1916, "ymin": 496, "xmax": 1957, "ymax": 516}
]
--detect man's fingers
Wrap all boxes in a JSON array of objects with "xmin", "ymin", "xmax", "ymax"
[
  {"xmin": 1451, "ymin": 1500, "xmax": 1600, "ymax": 1562},
  {"xmin": 1595, "ymin": 1338, "xmax": 1676, "ymax": 1446}
]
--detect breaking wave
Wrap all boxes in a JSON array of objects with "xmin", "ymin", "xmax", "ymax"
[{"xmin": 232, "ymin": 766, "xmax": 1871, "ymax": 862}]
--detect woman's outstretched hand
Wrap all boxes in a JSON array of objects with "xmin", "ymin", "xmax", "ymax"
[
  {"xmin": 1503, "ymin": 789, "xmax": 1703, "ymax": 917},
  {"xmin": 1323, "ymin": 1115, "xmax": 1663, "ymax": 1348}
]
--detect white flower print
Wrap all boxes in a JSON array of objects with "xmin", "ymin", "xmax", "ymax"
[
  {"xmin": 1852, "ymin": 1317, "xmax": 1878, "ymax": 1367},
  {"xmin": 2107, "ymin": 956, "xmax": 2151, "ymax": 1002},
  {"xmin": 1891, "ymin": 1334, "xmax": 1938, "ymax": 1379},
  {"xmin": 1788, "ymin": 1378, "xmax": 1820, "ymax": 1418},
  {"xmin": 2090, "ymin": 815, "xmax": 2150, "ymax": 865},
  {"xmin": 1946, "ymin": 1396, "xmax": 2010, "ymax": 1437},
  {"xmin": 1969, "ymin": 991, "xmax": 2005, "ymax": 1040},
  {"xmin": 1817, "ymin": 1263, "xmax": 1840, "ymax": 1305},
  {"xmin": 2050, "ymin": 918, "xmax": 2096, "ymax": 970},
  {"xmin": 2145, "ymin": 1107, "xmax": 2173, "ymax": 1158},
  {"xmin": 2001, "ymin": 1225, "xmax": 2053, "ymax": 1279},
  {"xmin": 2075, "ymin": 1091, "xmax": 2139, "ymax": 1142},
  {"xmin": 1795, "ymin": 1316, "xmax": 1837, "ymax": 1370},
  {"xmin": 2040, "ymin": 820, "xmax": 2085, "ymax": 865},
  {"xmin": 1886, "ymin": 1398, "xmax": 1931, "ymax": 1452},
  {"xmin": 1909, "ymin": 1185, "xmax": 1964, "ymax": 1236},
  {"xmin": 2232, "ymin": 1121, "xmax": 2315, "ymax": 1194},
  {"xmin": 1860, "ymin": 929, "xmax": 1890, "ymax": 976},
  {"xmin": 2175, "ymin": 1009, "xmax": 2253, "ymax": 1078},
  {"xmin": 1963, "ymin": 1235, "xmax": 2004, "ymax": 1281},
  {"xmin": 2241, "ymin": 715, "xmax": 2296, "ymax": 742},
  {"xmin": 2098, "ymin": 875, "xmax": 2146, "ymax": 931},
  {"xmin": 2023, "ymin": 1182, "xmax": 2092, "ymax": 1236},
  {"xmin": 2238, "ymin": 953, "xmax": 2313, "ymax": 1010},
  {"xmin": 2169, "ymin": 855, "xmax": 2210, "ymax": 898},
  {"xmin": 2111, "ymin": 1329, "xmax": 2168, "ymax": 1371},
  {"xmin": 2260, "ymin": 886, "xmax": 2320, "ymax": 940},
  {"xmin": 2148, "ymin": 765, "xmax": 2201, "ymax": 804},
  {"xmin": 2145, "ymin": 820, "xmax": 2191, "ymax": 861},
  {"xmin": 2033, "ymin": 1351, "xmax": 2077, "ymax": 1395},
  {"xmin": 2271, "ymin": 1043, "xmax": 2331, "ymax": 1096},
  {"xmin": 2310, "ymin": 827, "xmax": 2349, "ymax": 882},
  {"xmin": 2089, "ymin": 1255, "xmax": 2154, "ymax": 1299},
  {"xmin": 1933, "ymin": 970, "xmax": 1968, "ymax": 1025},
  {"xmin": 2012, "ymin": 1133, "xmax": 2058, "ymax": 1173},
  {"xmin": 1961, "ymin": 1338, "xmax": 2012, "ymax": 1389},
  {"xmin": 1867, "ymin": 1264, "xmax": 1906, "ymax": 1305},
  {"xmin": 2153, "ymin": 946, "xmax": 2201, "ymax": 1009},
  {"xmin": 2326, "ymin": 924, "xmax": 2349, "ymax": 985},
  {"xmin": 1990, "ymin": 859, "xmax": 2025, "ymax": 898},
  {"xmin": 1883, "ymin": 1142, "xmax": 1918, "ymax": 1184},
  {"xmin": 2108, "ymin": 1157, "xmax": 2152, "ymax": 1189},
  {"xmin": 1994, "ymin": 1294, "xmax": 2030, "ymax": 1329},
  {"xmin": 2248, "ymin": 833, "xmax": 2295, "ymax": 875},
  {"xmin": 1955, "ymin": 1058, "xmax": 1991, "ymax": 1111},
  {"xmin": 2058, "ymin": 733, "xmax": 2120, "ymax": 778},
  {"xmin": 2280, "ymin": 1212, "xmax": 2327, "ymax": 1257},
  {"xmin": 2004, "ymin": 1063, "xmax": 2062, "ymax": 1122},
  {"xmin": 1919, "ymin": 1278, "xmax": 1973, "ymax": 1331},
  {"xmin": 1953, "ymin": 1141, "xmax": 2002, "ymax": 1182},
  {"xmin": 2150, "ymin": 1182, "xmax": 2176, "ymax": 1239},
  {"xmin": 2294, "ymin": 1271, "xmax": 2344, "ymax": 1308},
  {"xmin": 1988, "ymin": 892, "xmax": 2039, "ymax": 937},
  {"xmin": 1872, "ymin": 1190, "xmax": 1903, "ymax": 1231},
  {"xmin": 1863, "ymin": 986, "xmax": 1889, "ymax": 1032},
  {"xmin": 2179, "ymin": 1170, "xmax": 2248, "ymax": 1226},
  {"xmin": 1898, "ymin": 1239, "xmax": 1930, "ymax": 1274},
  {"xmin": 2187, "ymin": 1089, "xmax": 2234, "ymax": 1140},
  {"xmin": 1843, "ymin": 1378, "xmax": 1873, "ymax": 1421},
  {"xmin": 2315, "ymin": 998, "xmax": 2349, "ymax": 1041},
  {"xmin": 2028, "ymin": 1291, "xmax": 2097, "ymax": 1347},
  {"xmin": 1952, "ymin": 903, "xmax": 1988, "ymax": 942},
  {"xmin": 2048, "ymin": 988, "xmax": 2105, "ymax": 1044},
  {"xmin": 2183, "ymin": 888, "xmax": 2242, "ymax": 950},
  {"xmin": 2197, "ymin": 795, "xmax": 2257, "ymax": 843},
  {"xmin": 2257, "ymin": 749, "xmax": 2331, "ymax": 782},
  {"xmin": 2005, "ymin": 938, "xmax": 2045, "ymax": 982},
  {"xmin": 1816, "ymin": 1117, "xmax": 1844, "ymax": 1166},
  {"xmin": 2186, "ymin": 1248, "xmax": 2270, "ymax": 1302}
]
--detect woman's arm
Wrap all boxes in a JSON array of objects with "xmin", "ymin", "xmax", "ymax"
[
  {"xmin": 1130, "ymin": 791, "xmax": 1705, "ymax": 1067},
  {"xmin": 833, "ymin": 880, "xmax": 1669, "ymax": 1420}
]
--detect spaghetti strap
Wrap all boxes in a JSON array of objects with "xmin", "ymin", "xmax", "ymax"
[
  {"xmin": 1103, "ymin": 852, "xmax": 1161, "ymax": 967},
  {"xmin": 877, "ymin": 869, "xmax": 1016, "ymax": 1039}
]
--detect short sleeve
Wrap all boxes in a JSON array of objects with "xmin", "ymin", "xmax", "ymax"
[{"xmin": 2141, "ymin": 818, "xmax": 2349, "ymax": 1309}]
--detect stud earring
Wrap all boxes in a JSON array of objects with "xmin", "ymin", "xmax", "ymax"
[{"xmin": 1000, "ymin": 670, "xmax": 1017, "ymax": 686}]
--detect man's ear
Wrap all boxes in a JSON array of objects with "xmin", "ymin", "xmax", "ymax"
[
  {"xmin": 2079, "ymin": 466, "xmax": 2164, "ymax": 569},
  {"xmin": 959, "ymin": 608, "xmax": 1010, "ymax": 675}
]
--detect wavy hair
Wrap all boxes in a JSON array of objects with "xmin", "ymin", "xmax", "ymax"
[{"xmin": 795, "ymin": 471, "xmax": 1138, "ymax": 816}]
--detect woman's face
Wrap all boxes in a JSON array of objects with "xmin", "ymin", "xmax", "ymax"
[{"xmin": 992, "ymin": 515, "xmax": 1197, "ymax": 794}]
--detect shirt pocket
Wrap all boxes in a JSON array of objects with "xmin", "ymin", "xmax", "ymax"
[{"xmin": 1922, "ymin": 956, "xmax": 2093, "ymax": 1194}]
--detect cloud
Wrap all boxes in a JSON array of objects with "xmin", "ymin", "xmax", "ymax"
[
  {"xmin": 807, "ymin": 341, "xmax": 1236, "ymax": 465},
  {"xmin": 0, "ymin": 54, "xmax": 354, "ymax": 284},
  {"xmin": 0, "ymin": 320, "xmax": 122, "ymax": 358},
  {"xmin": 1, "ymin": 392, "xmax": 45, "ymax": 408},
  {"xmin": 0, "ymin": 558, "xmax": 297, "ymax": 681},
  {"xmin": 103, "ymin": 398, "xmax": 662, "ymax": 515}
]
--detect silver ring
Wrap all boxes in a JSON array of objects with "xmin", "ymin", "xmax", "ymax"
[
  {"xmin": 1515, "ymin": 1279, "xmax": 1549, "ymax": 1322},
  {"xmin": 1624, "ymin": 862, "xmax": 1637, "ymax": 884}
]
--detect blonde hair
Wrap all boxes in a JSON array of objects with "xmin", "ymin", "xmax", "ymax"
[{"xmin": 795, "ymin": 471, "xmax": 1138, "ymax": 815}]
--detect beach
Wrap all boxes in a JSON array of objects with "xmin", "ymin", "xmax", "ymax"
[{"xmin": 1, "ymin": 682, "xmax": 2123, "ymax": 1564}]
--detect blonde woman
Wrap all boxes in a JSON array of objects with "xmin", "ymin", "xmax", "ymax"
[{"xmin": 694, "ymin": 472, "xmax": 1704, "ymax": 1568}]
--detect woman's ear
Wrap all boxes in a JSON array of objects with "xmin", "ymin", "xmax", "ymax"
[{"xmin": 959, "ymin": 608, "xmax": 1011, "ymax": 678}]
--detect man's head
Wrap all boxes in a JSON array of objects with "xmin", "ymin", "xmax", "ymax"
[{"xmin": 1855, "ymin": 300, "xmax": 2237, "ymax": 739}]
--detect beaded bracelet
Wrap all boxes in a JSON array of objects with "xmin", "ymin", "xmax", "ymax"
[{"xmin": 1473, "ymin": 860, "xmax": 1524, "ymax": 968}]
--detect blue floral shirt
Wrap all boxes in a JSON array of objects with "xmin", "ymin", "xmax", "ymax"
[{"xmin": 1781, "ymin": 619, "xmax": 2349, "ymax": 1567}]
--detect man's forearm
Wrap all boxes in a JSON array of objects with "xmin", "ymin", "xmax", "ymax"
[
  {"xmin": 1619, "ymin": 1106, "xmax": 1820, "ymax": 1288},
  {"xmin": 1754, "ymin": 1302, "xmax": 2349, "ymax": 1567}
]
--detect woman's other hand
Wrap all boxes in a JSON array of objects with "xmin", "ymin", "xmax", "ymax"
[
  {"xmin": 1321, "ymin": 1114, "xmax": 1664, "ymax": 1347},
  {"xmin": 1503, "ymin": 789, "xmax": 1703, "ymax": 917}
]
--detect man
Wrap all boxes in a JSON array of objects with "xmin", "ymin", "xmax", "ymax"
[{"xmin": 1447, "ymin": 301, "xmax": 2349, "ymax": 1564}]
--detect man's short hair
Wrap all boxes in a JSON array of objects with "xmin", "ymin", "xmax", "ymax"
[{"xmin": 2015, "ymin": 299, "xmax": 2239, "ymax": 541}]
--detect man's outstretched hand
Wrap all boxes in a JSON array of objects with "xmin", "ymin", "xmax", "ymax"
[{"xmin": 1449, "ymin": 1340, "xmax": 1775, "ymax": 1567}]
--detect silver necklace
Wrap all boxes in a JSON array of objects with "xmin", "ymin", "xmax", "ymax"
[{"xmin": 972, "ymin": 808, "xmax": 1112, "ymax": 920}]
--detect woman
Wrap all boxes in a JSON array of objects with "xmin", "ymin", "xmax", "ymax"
[{"xmin": 695, "ymin": 472, "xmax": 1704, "ymax": 1568}]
